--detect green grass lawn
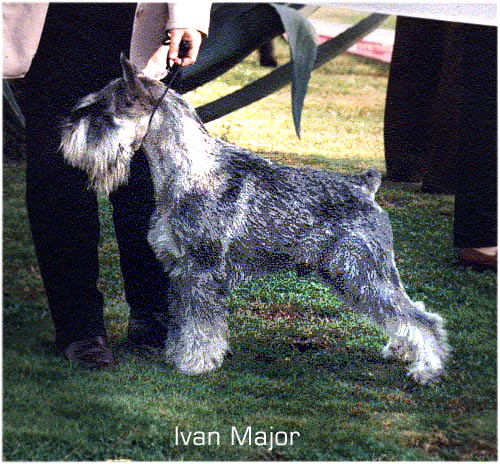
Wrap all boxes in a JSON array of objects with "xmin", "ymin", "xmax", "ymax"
[{"xmin": 3, "ymin": 41, "xmax": 497, "ymax": 461}]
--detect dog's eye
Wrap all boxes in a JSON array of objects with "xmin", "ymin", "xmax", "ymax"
[
  {"xmin": 102, "ymin": 111, "xmax": 119, "ymax": 126},
  {"xmin": 116, "ymin": 93, "xmax": 136, "ymax": 110}
]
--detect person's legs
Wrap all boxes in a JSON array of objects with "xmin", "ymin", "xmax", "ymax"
[
  {"xmin": 22, "ymin": 3, "xmax": 137, "ymax": 359},
  {"xmin": 454, "ymin": 24, "xmax": 497, "ymax": 268},
  {"xmin": 25, "ymin": 114, "xmax": 105, "ymax": 351},
  {"xmin": 384, "ymin": 17, "xmax": 447, "ymax": 182},
  {"xmin": 110, "ymin": 149, "xmax": 170, "ymax": 347}
]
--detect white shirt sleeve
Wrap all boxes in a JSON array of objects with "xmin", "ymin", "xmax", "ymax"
[{"xmin": 166, "ymin": 2, "xmax": 212, "ymax": 36}]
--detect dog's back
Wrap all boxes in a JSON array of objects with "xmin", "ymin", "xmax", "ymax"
[{"xmin": 216, "ymin": 140, "xmax": 383, "ymax": 222}]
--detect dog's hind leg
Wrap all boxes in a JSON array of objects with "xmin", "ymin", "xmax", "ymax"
[
  {"xmin": 382, "ymin": 300, "xmax": 450, "ymax": 384},
  {"xmin": 318, "ymin": 234, "xmax": 449, "ymax": 384},
  {"xmin": 165, "ymin": 265, "xmax": 229, "ymax": 375}
]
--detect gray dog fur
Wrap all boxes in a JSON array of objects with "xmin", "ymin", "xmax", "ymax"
[{"xmin": 60, "ymin": 55, "xmax": 450, "ymax": 383}]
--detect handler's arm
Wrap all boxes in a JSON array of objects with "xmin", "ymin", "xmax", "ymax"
[
  {"xmin": 138, "ymin": 2, "xmax": 211, "ymax": 80},
  {"xmin": 166, "ymin": 2, "xmax": 211, "ymax": 66}
]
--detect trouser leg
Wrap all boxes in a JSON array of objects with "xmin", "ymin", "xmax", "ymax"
[
  {"xmin": 20, "ymin": 3, "xmax": 138, "ymax": 350},
  {"xmin": 384, "ymin": 17, "xmax": 447, "ymax": 182},
  {"xmin": 453, "ymin": 25, "xmax": 497, "ymax": 248},
  {"xmin": 110, "ymin": 149, "xmax": 171, "ymax": 321},
  {"xmin": 25, "ymin": 116, "xmax": 105, "ymax": 351}
]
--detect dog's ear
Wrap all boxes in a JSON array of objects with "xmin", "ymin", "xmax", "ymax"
[
  {"xmin": 120, "ymin": 52, "xmax": 138, "ymax": 82},
  {"xmin": 120, "ymin": 52, "xmax": 148, "ymax": 97}
]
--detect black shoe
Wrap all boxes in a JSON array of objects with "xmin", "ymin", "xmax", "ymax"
[
  {"xmin": 127, "ymin": 316, "xmax": 167, "ymax": 348},
  {"xmin": 63, "ymin": 336, "xmax": 115, "ymax": 368}
]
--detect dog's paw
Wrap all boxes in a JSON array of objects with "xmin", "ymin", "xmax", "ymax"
[
  {"xmin": 382, "ymin": 339, "xmax": 416, "ymax": 363},
  {"xmin": 407, "ymin": 360, "xmax": 444, "ymax": 385},
  {"xmin": 406, "ymin": 344, "xmax": 446, "ymax": 384},
  {"xmin": 383, "ymin": 339, "xmax": 444, "ymax": 384},
  {"xmin": 176, "ymin": 338, "xmax": 228, "ymax": 375},
  {"xmin": 164, "ymin": 318, "xmax": 228, "ymax": 375}
]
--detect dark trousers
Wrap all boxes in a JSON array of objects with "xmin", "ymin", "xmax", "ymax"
[
  {"xmin": 385, "ymin": 17, "xmax": 497, "ymax": 248},
  {"xmin": 23, "ymin": 3, "xmax": 169, "ymax": 350},
  {"xmin": 453, "ymin": 23, "xmax": 497, "ymax": 247}
]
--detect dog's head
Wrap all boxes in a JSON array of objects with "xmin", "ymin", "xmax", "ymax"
[{"xmin": 60, "ymin": 54, "xmax": 160, "ymax": 195}]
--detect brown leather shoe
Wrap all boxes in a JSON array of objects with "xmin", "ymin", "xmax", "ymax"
[
  {"xmin": 459, "ymin": 247, "xmax": 497, "ymax": 271},
  {"xmin": 63, "ymin": 336, "xmax": 115, "ymax": 368}
]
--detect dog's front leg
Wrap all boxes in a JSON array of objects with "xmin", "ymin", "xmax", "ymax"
[
  {"xmin": 165, "ymin": 263, "xmax": 229, "ymax": 375},
  {"xmin": 148, "ymin": 214, "xmax": 185, "ymax": 270}
]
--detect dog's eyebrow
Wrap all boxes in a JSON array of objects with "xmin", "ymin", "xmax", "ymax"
[
  {"xmin": 73, "ymin": 93, "xmax": 99, "ymax": 111},
  {"xmin": 72, "ymin": 78, "xmax": 122, "ymax": 112}
]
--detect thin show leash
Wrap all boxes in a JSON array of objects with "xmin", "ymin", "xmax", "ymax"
[{"xmin": 141, "ymin": 35, "xmax": 189, "ymax": 146}]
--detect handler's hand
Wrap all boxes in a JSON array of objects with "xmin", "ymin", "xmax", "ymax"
[
  {"xmin": 168, "ymin": 28, "xmax": 203, "ymax": 67},
  {"xmin": 140, "ymin": 28, "xmax": 203, "ymax": 80}
]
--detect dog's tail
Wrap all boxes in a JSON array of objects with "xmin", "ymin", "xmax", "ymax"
[{"xmin": 361, "ymin": 169, "xmax": 382, "ymax": 195}]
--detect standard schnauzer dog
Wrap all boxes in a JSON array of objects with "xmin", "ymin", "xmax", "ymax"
[{"xmin": 60, "ymin": 55, "xmax": 449, "ymax": 384}]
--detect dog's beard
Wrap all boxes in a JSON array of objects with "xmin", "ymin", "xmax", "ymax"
[{"xmin": 60, "ymin": 117, "xmax": 137, "ymax": 195}]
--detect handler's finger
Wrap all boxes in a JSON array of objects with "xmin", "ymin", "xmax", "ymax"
[
  {"xmin": 168, "ymin": 29, "xmax": 184, "ymax": 66},
  {"xmin": 168, "ymin": 29, "xmax": 202, "ymax": 67},
  {"xmin": 179, "ymin": 35, "xmax": 202, "ymax": 67}
]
